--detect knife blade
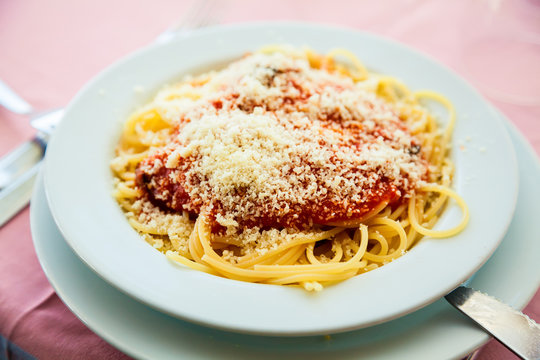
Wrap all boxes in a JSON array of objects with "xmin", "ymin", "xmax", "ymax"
[
  {"xmin": 0, "ymin": 162, "xmax": 40, "ymax": 227},
  {"xmin": 445, "ymin": 286, "xmax": 540, "ymax": 360}
]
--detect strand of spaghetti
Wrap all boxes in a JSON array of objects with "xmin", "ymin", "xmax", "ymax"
[
  {"xmin": 344, "ymin": 237, "xmax": 360, "ymax": 260},
  {"xmin": 123, "ymin": 109, "xmax": 147, "ymax": 135},
  {"xmin": 305, "ymin": 243, "xmax": 321, "ymax": 265},
  {"xmin": 128, "ymin": 218, "xmax": 169, "ymax": 236},
  {"xmin": 236, "ymin": 227, "xmax": 344, "ymax": 267},
  {"xmin": 414, "ymin": 90, "xmax": 455, "ymax": 143},
  {"xmin": 418, "ymin": 132, "xmax": 435, "ymax": 160},
  {"xmin": 160, "ymin": 91, "xmax": 201, "ymax": 101},
  {"xmin": 252, "ymin": 244, "xmax": 307, "ymax": 267},
  {"xmin": 166, "ymin": 250, "xmax": 219, "ymax": 275},
  {"xmin": 329, "ymin": 241, "xmax": 344, "ymax": 263},
  {"xmin": 415, "ymin": 106, "xmax": 447, "ymax": 169},
  {"xmin": 427, "ymin": 141, "xmax": 446, "ymax": 170},
  {"xmin": 117, "ymin": 172, "xmax": 135, "ymax": 182},
  {"xmin": 369, "ymin": 242, "xmax": 382, "ymax": 256},
  {"xmin": 366, "ymin": 231, "xmax": 389, "ymax": 255},
  {"xmin": 252, "ymin": 251, "xmax": 291, "ymax": 266},
  {"xmin": 116, "ymin": 151, "xmax": 148, "ymax": 165},
  {"xmin": 255, "ymin": 241, "xmax": 367, "ymax": 274},
  {"xmin": 276, "ymin": 244, "xmax": 309, "ymax": 265},
  {"xmin": 410, "ymin": 114, "xmax": 429, "ymax": 135},
  {"xmin": 113, "ymin": 182, "xmax": 139, "ymax": 198},
  {"xmin": 408, "ymin": 184, "xmax": 469, "ymax": 237},
  {"xmin": 325, "ymin": 48, "xmax": 368, "ymax": 81},
  {"xmin": 406, "ymin": 227, "xmax": 420, "ymax": 249},
  {"xmin": 196, "ymin": 218, "xmax": 291, "ymax": 280},
  {"xmin": 188, "ymin": 223, "xmax": 205, "ymax": 263},
  {"xmin": 117, "ymin": 198, "xmax": 135, "ymax": 213},
  {"xmin": 134, "ymin": 118, "xmax": 160, "ymax": 136},
  {"xmin": 364, "ymin": 218, "xmax": 407, "ymax": 260},
  {"xmin": 198, "ymin": 225, "xmax": 368, "ymax": 282},
  {"xmin": 325, "ymin": 200, "xmax": 388, "ymax": 227},
  {"xmin": 365, "ymin": 223, "xmax": 400, "ymax": 239},
  {"xmin": 210, "ymin": 236, "xmax": 244, "ymax": 247},
  {"xmin": 424, "ymin": 193, "xmax": 448, "ymax": 220},
  {"xmin": 389, "ymin": 204, "xmax": 407, "ymax": 220},
  {"xmin": 236, "ymin": 235, "xmax": 330, "ymax": 268},
  {"xmin": 255, "ymin": 225, "xmax": 368, "ymax": 273},
  {"xmin": 265, "ymin": 269, "xmax": 362, "ymax": 285},
  {"xmin": 120, "ymin": 133, "xmax": 147, "ymax": 147},
  {"xmin": 378, "ymin": 77, "xmax": 413, "ymax": 100},
  {"xmin": 379, "ymin": 206, "xmax": 392, "ymax": 218},
  {"xmin": 424, "ymin": 111, "xmax": 441, "ymax": 140},
  {"xmin": 253, "ymin": 252, "xmax": 288, "ymax": 266},
  {"xmin": 200, "ymin": 251, "xmax": 360, "ymax": 282},
  {"xmin": 252, "ymin": 260, "xmax": 367, "ymax": 276},
  {"xmin": 254, "ymin": 255, "xmax": 365, "ymax": 274},
  {"xmin": 110, "ymin": 155, "xmax": 147, "ymax": 180},
  {"xmin": 304, "ymin": 48, "xmax": 324, "ymax": 69}
]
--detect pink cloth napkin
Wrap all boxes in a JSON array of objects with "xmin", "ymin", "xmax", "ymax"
[{"xmin": 0, "ymin": 0, "xmax": 538, "ymax": 359}]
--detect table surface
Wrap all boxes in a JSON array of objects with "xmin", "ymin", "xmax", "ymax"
[{"xmin": 0, "ymin": 0, "xmax": 539, "ymax": 359}]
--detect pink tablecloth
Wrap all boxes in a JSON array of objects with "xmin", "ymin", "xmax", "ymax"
[{"xmin": 0, "ymin": 0, "xmax": 539, "ymax": 359}]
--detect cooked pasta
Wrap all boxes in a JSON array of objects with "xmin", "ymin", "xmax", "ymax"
[{"xmin": 111, "ymin": 46, "xmax": 468, "ymax": 291}]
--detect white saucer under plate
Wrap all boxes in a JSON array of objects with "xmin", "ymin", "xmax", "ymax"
[{"xmin": 31, "ymin": 116, "xmax": 540, "ymax": 360}]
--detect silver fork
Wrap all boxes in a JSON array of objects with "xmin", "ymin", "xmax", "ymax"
[
  {"xmin": 155, "ymin": 0, "xmax": 219, "ymax": 43},
  {"xmin": 0, "ymin": 0, "xmax": 220, "ymax": 227}
]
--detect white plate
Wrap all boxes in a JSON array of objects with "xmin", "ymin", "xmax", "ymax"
[
  {"xmin": 43, "ymin": 23, "xmax": 518, "ymax": 335},
  {"xmin": 32, "ymin": 118, "xmax": 539, "ymax": 359}
]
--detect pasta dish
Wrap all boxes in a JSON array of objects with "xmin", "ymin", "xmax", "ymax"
[{"xmin": 111, "ymin": 46, "xmax": 469, "ymax": 291}]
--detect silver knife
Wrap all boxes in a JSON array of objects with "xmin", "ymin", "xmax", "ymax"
[
  {"xmin": 0, "ymin": 162, "xmax": 41, "ymax": 226},
  {"xmin": 0, "ymin": 81, "xmax": 60, "ymax": 227},
  {"xmin": 0, "ymin": 79, "xmax": 62, "ymax": 192},
  {"xmin": 0, "ymin": 109, "xmax": 62, "ymax": 191},
  {"xmin": 0, "ymin": 105, "xmax": 63, "ymax": 226},
  {"xmin": 445, "ymin": 286, "xmax": 540, "ymax": 359}
]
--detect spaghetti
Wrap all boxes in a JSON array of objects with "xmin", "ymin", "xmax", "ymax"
[{"xmin": 111, "ymin": 46, "xmax": 469, "ymax": 291}]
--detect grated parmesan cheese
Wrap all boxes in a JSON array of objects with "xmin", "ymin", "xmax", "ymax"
[{"xmin": 137, "ymin": 51, "xmax": 428, "ymax": 233}]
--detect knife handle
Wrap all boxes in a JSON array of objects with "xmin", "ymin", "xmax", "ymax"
[
  {"xmin": 0, "ymin": 162, "xmax": 40, "ymax": 227},
  {"xmin": 0, "ymin": 136, "xmax": 46, "ymax": 191}
]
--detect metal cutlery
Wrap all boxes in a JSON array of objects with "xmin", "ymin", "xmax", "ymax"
[
  {"xmin": 0, "ymin": 104, "xmax": 62, "ymax": 225},
  {"xmin": 0, "ymin": 106, "xmax": 62, "ymax": 191},
  {"xmin": 0, "ymin": 80, "xmax": 33, "ymax": 114},
  {"xmin": 0, "ymin": 80, "xmax": 48, "ymax": 191},
  {"xmin": 0, "ymin": 163, "xmax": 41, "ymax": 225},
  {"xmin": 446, "ymin": 286, "xmax": 540, "ymax": 359}
]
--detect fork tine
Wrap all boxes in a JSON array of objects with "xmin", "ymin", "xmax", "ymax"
[
  {"xmin": 179, "ymin": 0, "xmax": 209, "ymax": 29},
  {"xmin": 154, "ymin": 0, "xmax": 219, "ymax": 44},
  {"xmin": 174, "ymin": 0, "xmax": 218, "ymax": 32}
]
